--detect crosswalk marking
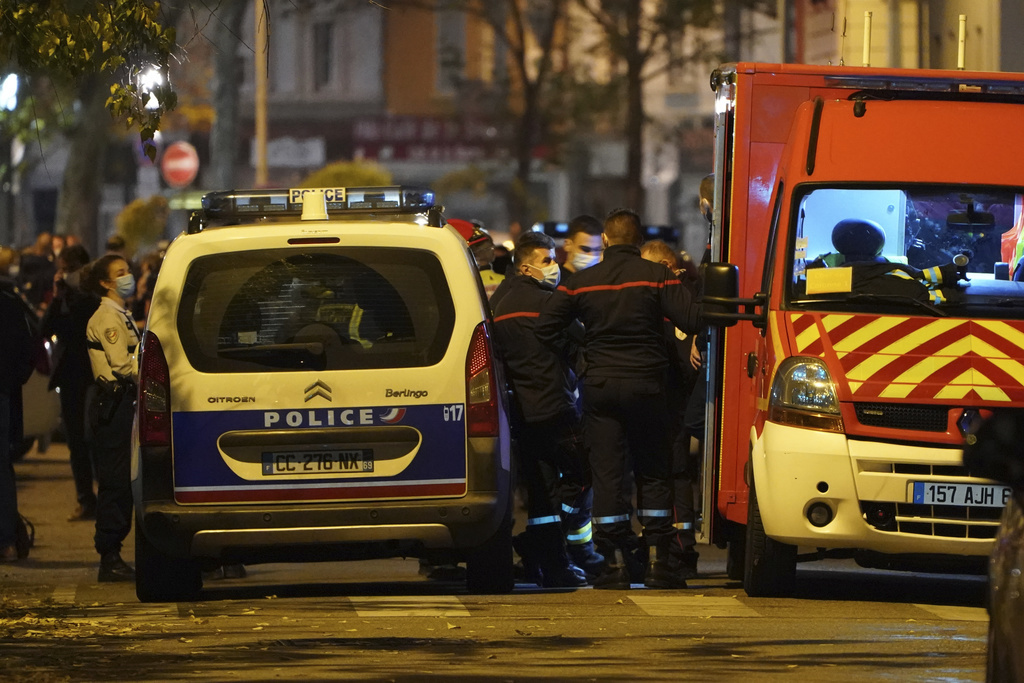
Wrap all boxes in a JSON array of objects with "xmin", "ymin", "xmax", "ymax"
[
  {"xmin": 50, "ymin": 586, "xmax": 77, "ymax": 603},
  {"xmin": 913, "ymin": 604, "xmax": 989, "ymax": 622},
  {"xmin": 628, "ymin": 595, "xmax": 762, "ymax": 618},
  {"xmin": 348, "ymin": 595, "xmax": 471, "ymax": 617}
]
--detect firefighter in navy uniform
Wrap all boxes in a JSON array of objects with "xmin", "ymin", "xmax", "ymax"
[
  {"xmin": 536, "ymin": 209, "xmax": 702, "ymax": 589},
  {"xmin": 492, "ymin": 231, "xmax": 589, "ymax": 587},
  {"xmin": 84, "ymin": 254, "xmax": 140, "ymax": 582}
]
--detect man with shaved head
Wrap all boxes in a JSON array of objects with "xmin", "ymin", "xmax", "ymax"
[{"xmin": 536, "ymin": 208, "xmax": 702, "ymax": 589}]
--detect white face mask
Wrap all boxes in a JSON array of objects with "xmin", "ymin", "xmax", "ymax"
[
  {"xmin": 528, "ymin": 262, "xmax": 561, "ymax": 287},
  {"xmin": 571, "ymin": 251, "xmax": 599, "ymax": 271}
]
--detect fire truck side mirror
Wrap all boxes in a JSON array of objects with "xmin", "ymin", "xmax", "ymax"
[{"xmin": 701, "ymin": 262, "xmax": 740, "ymax": 327}]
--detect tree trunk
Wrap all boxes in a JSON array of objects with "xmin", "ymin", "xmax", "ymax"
[
  {"xmin": 624, "ymin": 3, "xmax": 644, "ymax": 212},
  {"xmin": 53, "ymin": 78, "xmax": 109, "ymax": 256},
  {"xmin": 510, "ymin": 80, "xmax": 539, "ymax": 231},
  {"xmin": 208, "ymin": 0, "xmax": 248, "ymax": 191}
]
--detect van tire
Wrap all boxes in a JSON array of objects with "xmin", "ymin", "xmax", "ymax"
[
  {"xmin": 466, "ymin": 503, "xmax": 514, "ymax": 594},
  {"xmin": 726, "ymin": 538, "xmax": 746, "ymax": 581},
  {"xmin": 135, "ymin": 524, "xmax": 203, "ymax": 603},
  {"xmin": 743, "ymin": 484, "xmax": 796, "ymax": 597}
]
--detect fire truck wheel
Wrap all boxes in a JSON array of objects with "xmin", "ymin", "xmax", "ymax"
[{"xmin": 743, "ymin": 484, "xmax": 797, "ymax": 597}]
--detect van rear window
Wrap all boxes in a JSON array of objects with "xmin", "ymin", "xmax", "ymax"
[{"xmin": 176, "ymin": 248, "xmax": 456, "ymax": 372}]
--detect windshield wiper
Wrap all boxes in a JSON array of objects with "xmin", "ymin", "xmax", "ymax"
[
  {"xmin": 987, "ymin": 298, "xmax": 1024, "ymax": 307},
  {"xmin": 794, "ymin": 293, "xmax": 948, "ymax": 317}
]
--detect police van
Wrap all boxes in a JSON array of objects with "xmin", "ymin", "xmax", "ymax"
[{"xmin": 132, "ymin": 186, "xmax": 512, "ymax": 601}]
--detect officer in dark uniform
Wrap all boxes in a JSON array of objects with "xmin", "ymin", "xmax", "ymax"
[
  {"xmin": 536, "ymin": 208, "xmax": 702, "ymax": 589},
  {"xmin": 640, "ymin": 239, "xmax": 702, "ymax": 580},
  {"xmin": 492, "ymin": 231, "xmax": 589, "ymax": 588}
]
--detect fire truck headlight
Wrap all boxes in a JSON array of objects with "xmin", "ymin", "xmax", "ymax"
[{"xmin": 768, "ymin": 357, "xmax": 844, "ymax": 433}]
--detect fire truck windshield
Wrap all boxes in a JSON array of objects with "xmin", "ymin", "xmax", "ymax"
[{"xmin": 788, "ymin": 185, "xmax": 1024, "ymax": 318}]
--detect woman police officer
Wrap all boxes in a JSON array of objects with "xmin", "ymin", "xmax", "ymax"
[{"xmin": 84, "ymin": 253, "xmax": 140, "ymax": 582}]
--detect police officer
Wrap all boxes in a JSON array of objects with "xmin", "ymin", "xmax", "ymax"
[
  {"xmin": 536, "ymin": 209, "xmax": 702, "ymax": 589},
  {"xmin": 84, "ymin": 254, "xmax": 140, "ymax": 582},
  {"xmin": 493, "ymin": 232, "xmax": 589, "ymax": 588}
]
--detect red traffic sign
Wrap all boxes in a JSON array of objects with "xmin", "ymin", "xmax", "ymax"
[{"xmin": 161, "ymin": 141, "xmax": 199, "ymax": 188}]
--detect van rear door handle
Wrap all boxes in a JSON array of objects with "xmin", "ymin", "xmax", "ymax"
[{"xmin": 746, "ymin": 352, "xmax": 758, "ymax": 378}]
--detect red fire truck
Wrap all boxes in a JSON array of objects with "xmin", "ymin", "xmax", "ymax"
[{"xmin": 700, "ymin": 63, "xmax": 1024, "ymax": 596}]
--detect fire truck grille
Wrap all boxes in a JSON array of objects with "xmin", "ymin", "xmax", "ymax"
[
  {"xmin": 861, "ymin": 501, "xmax": 1002, "ymax": 539},
  {"xmin": 854, "ymin": 403, "xmax": 948, "ymax": 432}
]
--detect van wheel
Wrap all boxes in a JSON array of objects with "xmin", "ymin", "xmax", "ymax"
[
  {"xmin": 466, "ymin": 504, "xmax": 514, "ymax": 594},
  {"xmin": 135, "ymin": 524, "xmax": 203, "ymax": 603},
  {"xmin": 743, "ymin": 484, "xmax": 796, "ymax": 597}
]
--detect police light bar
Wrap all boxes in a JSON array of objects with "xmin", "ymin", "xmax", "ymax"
[{"xmin": 200, "ymin": 186, "xmax": 436, "ymax": 220}]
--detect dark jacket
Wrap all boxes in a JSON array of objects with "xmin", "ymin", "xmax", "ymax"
[
  {"xmin": 1, "ymin": 278, "xmax": 37, "ymax": 445},
  {"xmin": 492, "ymin": 274, "xmax": 580, "ymax": 423},
  {"xmin": 40, "ymin": 280, "xmax": 100, "ymax": 391},
  {"xmin": 536, "ymin": 244, "xmax": 701, "ymax": 381}
]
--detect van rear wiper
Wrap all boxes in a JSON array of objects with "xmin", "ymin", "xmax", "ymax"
[{"xmin": 794, "ymin": 293, "xmax": 947, "ymax": 317}]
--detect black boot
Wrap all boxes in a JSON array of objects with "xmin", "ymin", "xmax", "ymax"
[
  {"xmin": 98, "ymin": 551, "xmax": 135, "ymax": 582},
  {"xmin": 592, "ymin": 549, "xmax": 633, "ymax": 590},
  {"xmin": 644, "ymin": 546, "xmax": 687, "ymax": 589},
  {"xmin": 567, "ymin": 541, "xmax": 605, "ymax": 581}
]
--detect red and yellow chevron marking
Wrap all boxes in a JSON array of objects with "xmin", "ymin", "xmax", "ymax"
[{"xmin": 783, "ymin": 313, "xmax": 1024, "ymax": 404}]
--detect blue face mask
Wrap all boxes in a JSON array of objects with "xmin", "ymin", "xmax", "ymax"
[{"xmin": 115, "ymin": 273, "xmax": 136, "ymax": 299}]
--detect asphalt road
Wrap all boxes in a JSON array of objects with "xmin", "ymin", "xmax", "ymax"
[{"xmin": 2, "ymin": 443, "xmax": 989, "ymax": 682}]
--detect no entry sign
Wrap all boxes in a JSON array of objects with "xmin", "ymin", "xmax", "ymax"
[{"xmin": 161, "ymin": 141, "xmax": 199, "ymax": 188}]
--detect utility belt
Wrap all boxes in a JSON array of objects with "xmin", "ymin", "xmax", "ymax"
[{"xmin": 92, "ymin": 375, "xmax": 137, "ymax": 424}]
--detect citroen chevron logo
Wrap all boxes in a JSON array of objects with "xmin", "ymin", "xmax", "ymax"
[{"xmin": 304, "ymin": 380, "xmax": 332, "ymax": 403}]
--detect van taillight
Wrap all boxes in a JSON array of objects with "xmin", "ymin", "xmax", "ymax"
[
  {"xmin": 465, "ymin": 322, "xmax": 498, "ymax": 437},
  {"xmin": 138, "ymin": 331, "xmax": 171, "ymax": 447}
]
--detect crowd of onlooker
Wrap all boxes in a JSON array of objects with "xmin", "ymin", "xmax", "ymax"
[
  {"xmin": 0, "ymin": 232, "xmax": 165, "ymax": 324},
  {"xmin": 1, "ymin": 230, "xmax": 165, "ymax": 563}
]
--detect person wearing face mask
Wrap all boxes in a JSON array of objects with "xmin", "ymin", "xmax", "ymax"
[
  {"xmin": 40, "ymin": 244, "xmax": 101, "ymax": 523},
  {"xmin": 536, "ymin": 208, "xmax": 703, "ymax": 590},
  {"xmin": 558, "ymin": 214, "xmax": 604, "ymax": 283},
  {"xmin": 83, "ymin": 254, "xmax": 140, "ymax": 582},
  {"xmin": 491, "ymin": 231, "xmax": 590, "ymax": 588}
]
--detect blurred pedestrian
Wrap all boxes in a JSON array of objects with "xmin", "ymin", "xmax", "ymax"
[
  {"xmin": 492, "ymin": 231, "xmax": 589, "ymax": 588},
  {"xmin": 1, "ymin": 270, "xmax": 38, "ymax": 561},
  {"xmin": 536, "ymin": 208, "xmax": 702, "ymax": 589},
  {"xmin": 131, "ymin": 250, "xmax": 163, "ymax": 323},
  {"xmin": 40, "ymin": 244, "xmax": 100, "ymax": 522},
  {"xmin": 18, "ymin": 232, "xmax": 56, "ymax": 313},
  {"xmin": 51, "ymin": 234, "xmax": 66, "ymax": 261},
  {"xmin": 83, "ymin": 254, "xmax": 140, "ymax": 582}
]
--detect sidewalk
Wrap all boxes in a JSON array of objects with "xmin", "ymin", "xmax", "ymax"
[{"xmin": 2, "ymin": 442, "xmax": 131, "ymax": 592}]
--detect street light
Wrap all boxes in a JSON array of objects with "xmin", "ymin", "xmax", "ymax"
[
  {"xmin": 138, "ymin": 66, "xmax": 165, "ymax": 110},
  {"xmin": 0, "ymin": 74, "xmax": 17, "ymax": 111}
]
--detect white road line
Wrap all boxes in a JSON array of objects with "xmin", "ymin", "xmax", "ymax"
[
  {"xmin": 629, "ymin": 595, "xmax": 762, "ymax": 618},
  {"xmin": 913, "ymin": 604, "xmax": 989, "ymax": 622},
  {"xmin": 348, "ymin": 595, "xmax": 471, "ymax": 617},
  {"xmin": 50, "ymin": 585, "xmax": 77, "ymax": 603}
]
